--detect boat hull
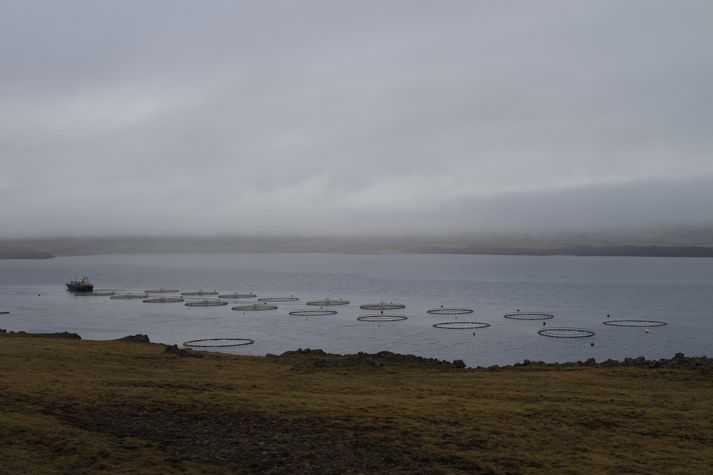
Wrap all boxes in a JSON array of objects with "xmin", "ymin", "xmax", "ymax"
[{"xmin": 66, "ymin": 283, "xmax": 94, "ymax": 292}]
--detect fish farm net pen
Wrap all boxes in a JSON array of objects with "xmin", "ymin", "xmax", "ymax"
[
  {"xmin": 289, "ymin": 309, "xmax": 338, "ymax": 316},
  {"xmin": 142, "ymin": 296, "xmax": 184, "ymax": 303},
  {"xmin": 432, "ymin": 321, "xmax": 490, "ymax": 329},
  {"xmin": 602, "ymin": 319, "xmax": 667, "ymax": 327},
  {"xmin": 185, "ymin": 299, "xmax": 229, "ymax": 307},
  {"xmin": 537, "ymin": 327, "xmax": 595, "ymax": 338},
  {"xmin": 218, "ymin": 293, "xmax": 257, "ymax": 299},
  {"xmin": 504, "ymin": 312, "xmax": 555, "ymax": 320},
  {"xmin": 359, "ymin": 303, "xmax": 406, "ymax": 310},
  {"xmin": 306, "ymin": 299, "xmax": 350, "ymax": 306},
  {"xmin": 232, "ymin": 304, "xmax": 279, "ymax": 311},
  {"xmin": 183, "ymin": 338, "xmax": 254, "ymax": 348},
  {"xmin": 83, "ymin": 291, "xmax": 116, "ymax": 297},
  {"xmin": 258, "ymin": 297, "xmax": 299, "ymax": 302},
  {"xmin": 357, "ymin": 315, "xmax": 408, "ymax": 322},
  {"xmin": 145, "ymin": 288, "xmax": 181, "ymax": 294},
  {"xmin": 427, "ymin": 308, "xmax": 474, "ymax": 315},
  {"xmin": 110, "ymin": 293, "xmax": 148, "ymax": 300},
  {"xmin": 181, "ymin": 290, "xmax": 219, "ymax": 296}
]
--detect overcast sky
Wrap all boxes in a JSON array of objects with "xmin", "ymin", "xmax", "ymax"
[{"xmin": 1, "ymin": 1, "xmax": 712, "ymax": 238}]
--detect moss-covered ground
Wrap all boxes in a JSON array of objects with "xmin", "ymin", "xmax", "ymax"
[{"xmin": 1, "ymin": 335, "xmax": 712, "ymax": 474}]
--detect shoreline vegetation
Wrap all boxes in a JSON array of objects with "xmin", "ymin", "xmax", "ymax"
[
  {"xmin": 3, "ymin": 236, "xmax": 713, "ymax": 259},
  {"xmin": 1, "ymin": 330, "xmax": 712, "ymax": 473}
]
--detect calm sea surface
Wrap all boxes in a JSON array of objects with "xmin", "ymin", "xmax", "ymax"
[{"xmin": 1, "ymin": 253, "xmax": 712, "ymax": 366}]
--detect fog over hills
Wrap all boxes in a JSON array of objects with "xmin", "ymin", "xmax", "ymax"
[{"xmin": 1, "ymin": 1, "xmax": 712, "ymax": 247}]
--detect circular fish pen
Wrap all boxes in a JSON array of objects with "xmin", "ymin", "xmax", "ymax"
[
  {"xmin": 258, "ymin": 297, "xmax": 299, "ymax": 303},
  {"xmin": 232, "ymin": 303, "xmax": 278, "ymax": 311},
  {"xmin": 602, "ymin": 319, "xmax": 667, "ymax": 327},
  {"xmin": 183, "ymin": 338, "xmax": 254, "ymax": 348},
  {"xmin": 84, "ymin": 290, "xmax": 115, "ymax": 297},
  {"xmin": 182, "ymin": 290, "xmax": 219, "ymax": 296},
  {"xmin": 143, "ymin": 296, "xmax": 184, "ymax": 304},
  {"xmin": 433, "ymin": 321, "xmax": 490, "ymax": 330},
  {"xmin": 357, "ymin": 314, "xmax": 408, "ymax": 322},
  {"xmin": 145, "ymin": 288, "xmax": 180, "ymax": 294},
  {"xmin": 306, "ymin": 298, "xmax": 349, "ymax": 306},
  {"xmin": 504, "ymin": 312, "xmax": 554, "ymax": 320},
  {"xmin": 537, "ymin": 327, "xmax": 595, "ymax": 338},
  {"xmin": 359, "ymin": 302, "xmax": 406, "ymax": 311},
  {"xmin": 110, "ymin": 293, "xmax": 148, "ymax": 300},
  {"xmin": 289, "ymin": 309, "xmax": 338, "ymax": 316},
  {"xmin": 218, "ymin": 293, "xmax": 257, "ymax": 299},
  {"xmin": 185, "ymin": 299, "xmax": 228, "ymax": 307},
  {"xmin": 427, "ymin": 308, "xmax": 474, "ymax": 315}
]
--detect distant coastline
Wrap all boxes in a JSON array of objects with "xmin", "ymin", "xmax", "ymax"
[
  {"xmin": 2, "ymin": 236, "xmax": 713, "ymax": 259},
  {"xmin": 0, "ymin": 249, "xmax": 54, "ymax": 259}
]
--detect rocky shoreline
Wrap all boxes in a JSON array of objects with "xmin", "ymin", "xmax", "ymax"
[{"xmin": 3, "ymin": 329, "xmax": 710, "ymax": 373}]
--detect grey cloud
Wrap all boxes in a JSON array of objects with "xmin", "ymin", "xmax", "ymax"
[{"xmin": 1, "ymin": 1, "xmax": 712, "ymax": 238}]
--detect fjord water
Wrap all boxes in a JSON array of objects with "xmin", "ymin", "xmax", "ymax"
[{"xmin": 1, "ymin": 253, "xmax": 712, "ymax": 366}]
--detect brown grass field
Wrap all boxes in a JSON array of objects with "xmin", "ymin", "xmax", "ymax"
[{"xmin": 1, "ymin": 334, "xmax": 712, "ymax": 474}]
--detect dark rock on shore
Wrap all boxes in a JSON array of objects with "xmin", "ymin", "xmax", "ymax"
[
  {"xmin": 0, "ymin": 328, "xmax": 81, "ymax": 339},
  {"xmin": 164, "ymin": 344, "xmax": 203, "ymax": 358},
  {"xmin": 281, "ymin": 348, "xmax": 328, "ymax": 356},
  {"xmin": 115, "ymin": 334, "xmax": 150, "ymax": 343},
  {"xmin": 286, "ymin": 348, "xmax": 462, "ymax": 371},
  {"xmin": 482, "ymin": 353, "xmax": 713, "ymax": 374}
]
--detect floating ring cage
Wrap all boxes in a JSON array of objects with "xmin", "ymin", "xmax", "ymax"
[
  {"xmin": 110, "ymin": 293, "xmax": 148, "ymax": 300},
  {"xmin": 85, "ymin": 290, "xmax": 116, "ymax": 297},
  {"xmin": 538, "ymin": 327, "xmax": 595, "ymax": 338},
  {"xmin": 427, "ymin": 308, "xmax": 474, "ymax": 315},
  {"xmin": 306, "ymin": 298, "xmax": 349, "ymax": 306},
  {"xmin": 143, "ymin": 296, "xmax": 184, "ymax": 303},
  {"xmin": 185, "ymin": 299, "xmax": 228, "ymax": 307},
  {"xmin": 258, "ymin": 297, "xmax": 299, "ymax": 302},
  {"xmin": 357, "ymin": 314, "xmax": 408, "ymax": 322},
  {"xmin": 145, "ymin": 288, "xmax": 180, "ymax": 294},
  {"xmin": 602, "ymin": 319, "xmax": 667, "ymax": 327},
  {"xmin": 433, "ymin": 321, "xmax": 490, "ymax": 330},
  {"xmin": 504, "ymin": 312, "xmax": 554, "ymax": 320},
  {"xmin": 218, "ymin": 293, "xmax": 257, "ymax": 299},
  {"xmin": 232, "ymin": 303, "xmax": 278, "ymax": 311},
  {"xmin": 289, "ymin": 309, "xmax": 338, "ymax": 316},
  {"xmin": 182, "ymin": 290, "xmax": 219, "ymax": 296},
  {"xmin": 183, "ymin": 338, "xmax": 254, "ymax": 348},
  {"xmin": 359, "ymin": 302, "xmax": 406, "ymax": 310}
]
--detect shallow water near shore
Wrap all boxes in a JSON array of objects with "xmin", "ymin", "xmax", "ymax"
[{"xmin": 1, "ymin": 252, "xmax": 712, "ymax": 366}]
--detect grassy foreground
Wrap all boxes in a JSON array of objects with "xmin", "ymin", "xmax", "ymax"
[{"xmin": 1, "ymin": 335, "xmax": 712, "ymax": 474}]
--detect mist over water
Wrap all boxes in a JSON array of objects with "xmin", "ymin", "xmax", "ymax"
[{"xmin": 2, "ymin": 253, "xmax": 712, "ymax": 365}]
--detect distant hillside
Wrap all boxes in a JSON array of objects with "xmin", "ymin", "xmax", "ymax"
[
  {"xmin": 1, "ymin": 236, "xmax": 713, "ymax": 258},
  {"xmin": 0, "ymin": 248, "xmax": 54, "ymax": 259}
]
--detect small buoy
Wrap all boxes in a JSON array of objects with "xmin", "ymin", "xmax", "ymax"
[
  {"xmin": 517, "ymin": 309, "xmax": 520, "ymax": 312},
  {"xmin": 542, "ymin": 322, "xmax": 546, "ymax": 326},
  {"xmin": 607, "ymin": 314, "xmax": 610, "ymax": 318},
  {"xmin": 472, "ymin": 332, "xmax": 475, "ymax": 336},
  {"xmin": 645, "ymin": 329, "xmax": 651, "ymax": 334},
  {"xmin": 590, "ymin": 342, "xmax": 594, "ymax": 347}
]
